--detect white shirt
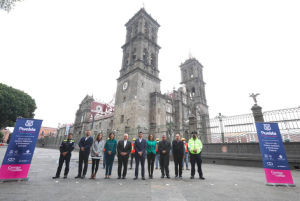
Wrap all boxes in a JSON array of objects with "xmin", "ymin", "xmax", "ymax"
[
  {"xmin": 124, "ymin": 140, "xmax": 127, "ymax": 148},
  {"xmin": 85, "ymin": 136, "xmax": 90, "ymax": 141},
  {"xmin": 139, "ymin": 138, "xmax": 142, "ymax": 143}
]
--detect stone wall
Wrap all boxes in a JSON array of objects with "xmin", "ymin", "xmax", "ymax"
[{"xmin": 201, "ymin": 142, "xmax": 300, "ymax": 169}]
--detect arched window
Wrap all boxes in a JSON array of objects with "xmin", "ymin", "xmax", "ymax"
[
  {"xmin": 144, "ymin": 28, "xmax": 148, "ymax": 35},
  {"xmin": 150, "ymin": 53, "xmax": 155, "ymax": 67},
  {"xmin": 192, "ymin": 87, "xmax": 196, "ymax": 97},
  {"xmin": 143, "ymin": 48, "xmax": 148, "ymax": 64},
  {"xmin": 124, "ymin": 53, "xmax": 129, "ymax": 67},
  {"xmin": 132, "ymin": 48, "xmax": 136, "ymax": 62}
]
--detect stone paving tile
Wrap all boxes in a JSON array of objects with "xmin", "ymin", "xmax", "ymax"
[{"xmin": 0, "ymin": 147, "xmax": 300, "ymax": 201}]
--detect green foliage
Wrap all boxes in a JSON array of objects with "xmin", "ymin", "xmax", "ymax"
[
  {"xmin": 0, "ymin": 0, "xmax": 22, "ymax": 13},
  {"xmin": 0, "ymin": 83, "xmax": 37, "ymax": 130}
]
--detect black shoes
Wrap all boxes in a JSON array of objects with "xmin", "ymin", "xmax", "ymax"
[
  {"xmin": 52, "ymin": 176, "xmax": 59, "ymax": 179},
  {"xmin": 81, "ymin": 175, "xmax": 85, "ymax": 179},
  {"xmin": 161, "ymin": 175, "xmax": 165, "ymax": 178},
  {"xmin": 63, "ymin": 175, "xmax": 67, "ymax": 179},
  {"xmin": 102, "ymin": 167, "xmax": 105, "ymax": 169},
  {"xmin": 122, "ymin": 176, "xmax": 126, "ymax": 179},
  {"xmin": 130, "ymin": 167, "xmax": 132, "ymax": 169},
  {"xmin": 75, "ymin": 175, "xmax": 81, "ymax": 179},
  {"xmin": 199, "ymin": 176, "xmax": 205, "ymax": 180},
  {"xmin": 175, "ymin": 175, "xmax": 178, "ymax": 178},
  {"xmin": 190, "ymin": 176, "xmax": 194, "ymax": 179},
  {"xmin": 166, "ymin": 175, "xmax": 170, "ymax": 179},
  {"xmin": 142, "ymin": 177, "xmax": 145, "ymax": 180},
  {"xmin": 155, "ymin": 167, "xmax": 158, "ymax": 169},
  {"xmin": 117, "ymin": 176, "xmax": 121, "ymax": 179},
  {"xmin": 134, "ymin": 177, "xmax": 138, "ymax": 180}
]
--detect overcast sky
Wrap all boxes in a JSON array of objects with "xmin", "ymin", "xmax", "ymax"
[{"xmin": 1, "ymin": 0, "xmax": 300, "ymax": 128}]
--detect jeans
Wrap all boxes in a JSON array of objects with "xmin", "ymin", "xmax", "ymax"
[
  {"xmin": 155, "ymin": 153, "xmax": 160, "ymax": 168},
  {"xmin": 105, "ymin": 153, "xmax": 115, "ymax": 176},
  {"xmin": 182, "ymin": 152, "xmax": 189, "ymax": 168},
  {"xmin": 103, "ymin": 152, "xmax": 106, "ymax": 167}
]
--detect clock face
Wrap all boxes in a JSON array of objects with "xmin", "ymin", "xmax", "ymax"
[{"xmin": 123, "ymin": 82, "xmax": 128, "ymax": 91}]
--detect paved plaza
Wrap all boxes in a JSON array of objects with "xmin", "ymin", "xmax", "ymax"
[{"xmin": 0, "ymin": 147, "xmax": 299, "ymax": 201}]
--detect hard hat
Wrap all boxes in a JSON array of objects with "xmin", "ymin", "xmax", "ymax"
[
  {"xmin": 133, "ymin": 138, "xmax": 136, "ymax": 141},
  {"xmin": 182, "ymin": 138, "xmax": 186, "ymax": 141},
  {"xmin": 156, "ymin": 138, "xmax": 160, "ymax": 141},
  {"xmin": 108, "ymin": 138, "xmax": 110, "ymax": 139}
]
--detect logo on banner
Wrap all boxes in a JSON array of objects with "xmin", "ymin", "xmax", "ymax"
[
  {"xmin": 24, "ymin": 150, "xmax": 31, "ymax": 155},
  {"xmin": 267, "ymin": 162, "xmax": 274, "ymax": 166},
  {"xmin": 7, "ymin": 158, "xmax": 15, "ymax": 162},
  {"xmin": 263, "ymin": 124, "xmax": 271, "ymax": 131},
  {"xmin": 25, "ymin": 120, "xmax": 34, "ymax": 127},
  {"xmin": 9, "ymin": 150, "xmax": 13, "ymax": 154},
  {"xmin": 7, "ymin": 166, "xmax": 22, "ymax": 172}
]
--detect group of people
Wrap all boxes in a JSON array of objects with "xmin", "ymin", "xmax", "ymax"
[{"xmin": 52, "ymin": 130, "xmax": 205, "ymax": 180}]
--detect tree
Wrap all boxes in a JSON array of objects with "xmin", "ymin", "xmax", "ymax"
[
  {"xmin": 0, "ymin": 131, "xmax": 4, "ymax": 142},
  {"xmin": 0, "ymin": 83, "xmax": 37, "ymax": 130},
  {"xmin": 0, "ymin": 0, "xmax": 22, "ymax": 13}
]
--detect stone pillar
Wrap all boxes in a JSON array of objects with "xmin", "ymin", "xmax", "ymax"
[
  {"xmin": 149, "ymin": 122, "xmax": 156, "ymax": 136},
  {"xmin": 251, "ymin": 104, "xmax": 264, "ymax": 122},
  {"xmin": 201, "ymin": 114, "xmax": 208, "ymax": 143},
  {"xmin": 189, "ymin": 115, "xmax": 197, "ymax": 134}
]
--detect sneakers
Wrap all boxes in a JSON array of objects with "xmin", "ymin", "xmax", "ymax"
[{"xmin": 186, "ymin": 167, "xmax": 189, "ymax": 170}]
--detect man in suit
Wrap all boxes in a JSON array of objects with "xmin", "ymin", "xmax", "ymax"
[
  {"xmin": 117, "ymin": 133, "xmax": 131, "ymax": 179},
  {"xmin": 158, "ymin": 134, "xmax": 171, "ymax": 178},
  {"xmin": 75, "ymin": 130, "xmax": 93, "ymax": 179},
  {"xmin": 134, "ymin": 131, "xmax": 147, "ymax": 180},
  {"xmin": 171, "ymin": 134, "xmax": 185, "ymax": 179}
]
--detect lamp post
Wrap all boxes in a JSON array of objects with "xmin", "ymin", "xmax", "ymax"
[{"xmin": 217, "ymin": 113, "xmax": 225, "ymax": 143}]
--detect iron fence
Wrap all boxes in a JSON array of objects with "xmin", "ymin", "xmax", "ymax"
[{"xmin": 208, "ymin": 106, "xmax": 300, "ymax": 143}]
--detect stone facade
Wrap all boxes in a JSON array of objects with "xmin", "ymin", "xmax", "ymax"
[{"xmin": 54, "ymin": 8, "xmax": 210, "ymax": 143}]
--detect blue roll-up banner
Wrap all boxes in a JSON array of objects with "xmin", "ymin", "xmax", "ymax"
[
  {"xmin": 0, "ymin": 118, "xmax": 43, "ymax": 181},
  {"xmin": 255, "ymin": 122, "xmax": 295, "ymax": 186}
]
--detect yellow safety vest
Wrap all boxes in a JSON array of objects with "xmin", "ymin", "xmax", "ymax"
[{"xmin": 188, "ymin": 138, "xmax": 203, "ymax": 154}]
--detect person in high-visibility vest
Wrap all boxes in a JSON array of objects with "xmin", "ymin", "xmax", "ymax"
[
  {"xmin": 155, "ymin": 138, "xmax": 160, "ymax": 169},
  {"xmin": 182, "ymin": 138, "xmax": 189, "ymax": 170},
  {"xmin": 188, "ymin": 131, "xmax": 205, "ymax": 180},
  {"xmin": 130, "ymin": 138, "xmax": 136, "ymax": 169}
]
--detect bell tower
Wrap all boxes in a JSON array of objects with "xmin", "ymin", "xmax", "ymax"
[{"xmin": 113, "ymin": 8, "xmax": 161, "ymax": 133}]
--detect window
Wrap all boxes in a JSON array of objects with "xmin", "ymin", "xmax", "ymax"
[
  {"xmin": 123, "ymin": 96, "xmax": 126, "ymax": 102},
  {"xmin": 132, "ymin": 48, "xmax": 136, "ymax": 61},
  {"xmin": 166, "ymin": 105, "xmax": 172, "ymax": 113},
  {"xmin": 144, "ymin": 28, "xmax": 148, "ymax": 35},
  {"xmin": 150, "ymin": 53, "xmax": 155, "ymax": 67},
  {"xmin": 121, "ymin": 115, "xmax": 124, "ymax": 124},
  {"xmin": 99, "ymin": 122, "xmax": 102, "ymax": 129},
  {"xmin": 141, "ymin": 82, "xmax": 144, "ymax": 87},
  {"xmin": 143, "ymin": 48, "xmax": 148, "ymax": 64}
]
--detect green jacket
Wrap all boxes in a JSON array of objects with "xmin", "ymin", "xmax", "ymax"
[
  {"xmin": 188, "ymin": 138, "xmax": 203, "ymax": 154},
  {"xmin": 104, "ymin": 139, "xmax": 117, "ymax": 154},
  {"xmin": 146, "ymin": 140, "xmax": 156, "ymax": 154}
]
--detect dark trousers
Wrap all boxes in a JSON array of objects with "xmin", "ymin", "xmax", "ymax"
[
  {"xmin": 103, "ymin": 152, "xmax": 106, "ymax": 167},
  {"xmin": 160, "ymin": 153, "xmax": 169, "ymax": 176},
  {"xmin": 78, "ymin": 152, "xmax": 89, "ymax": 176},
  {"xmin": 135, "ymin": 154, "xmax": 145, "ymax": 178},
  {"xmin": 105, "ymin": 153, "xmax": 115, "ymax": 176},
  {"xmin": 174, "ymin": 154, "xmax": 183, "ymax": 176},
  {"xmin": 190, "ymin": 153, "xmax": 203, "ymax": 177},
  {"xmin": 91, "ymin": 159, "xmax": 100, "ymax": 175},
  {"xmin": 130, "ymin": 153, "xmax": 135, "ymax": 167},
  {"xmin": 147, "ymin": 153, "xmax": 155, "ymax": 177},
  {"xmin": 118, "ymin": 155, "xmax": 129, "ymax": 177},
  {"xmin": 56, "ymin": 154, "xmax": 71, "ymax": 177}
]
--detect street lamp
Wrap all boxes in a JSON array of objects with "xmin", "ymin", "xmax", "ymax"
[{"xmin": 217, "ymin": 113, "xmax": 225, "ymax": 143}]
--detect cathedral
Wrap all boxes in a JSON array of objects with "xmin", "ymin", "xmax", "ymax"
[{"xmin": 69, "ymin": 8, "xmax": 210, "ymax": 143}]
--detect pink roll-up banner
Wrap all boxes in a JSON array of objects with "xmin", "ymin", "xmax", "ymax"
[
  {"xmin": 0, "ymin": 118, "xmax": 42, "ymax": 181},
  {"xmin": 255, "ymin": 122, "xmax": 295, "ymax": 186}
]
